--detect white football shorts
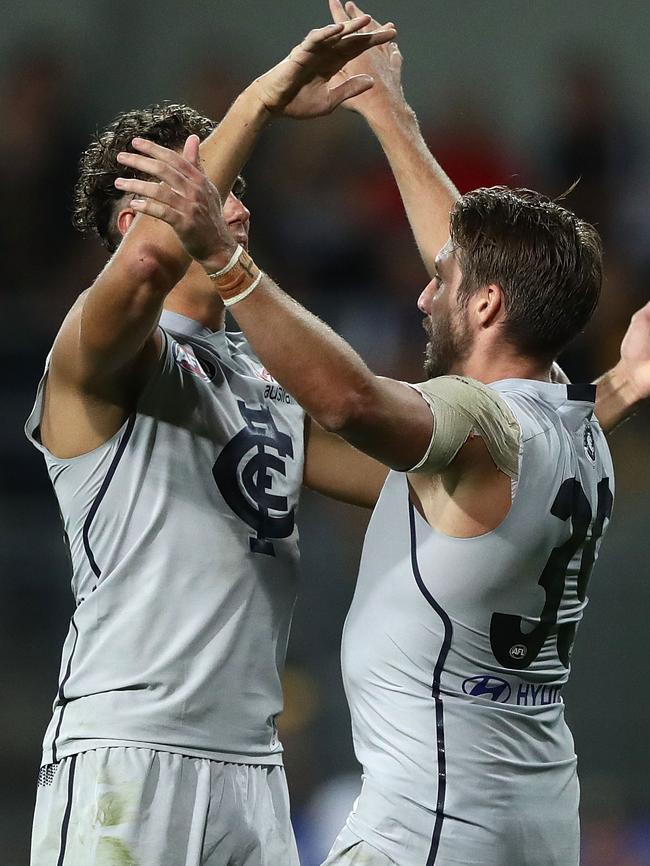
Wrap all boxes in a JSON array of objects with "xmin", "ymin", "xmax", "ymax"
[{"xmin": 31, "ymin": 746, "xmax": 299, "ymax": 866}]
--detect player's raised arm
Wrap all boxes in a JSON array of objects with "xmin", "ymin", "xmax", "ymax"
[
  {"xmin": 42, "ymin": 133, "xmax": 207, "ymax": 458},
  {"xmin": 115, "ymin": 141, "xmax": 433, "ymax": 470},
  {"xmin": 303, "ymin": 418, "xmax": 389, "ymax": 507},
  {"xmin": 225, "ymin": 288, "xmax": 433, "ymax": 470},
  {"xmin": 198, "ymin": 15, "xmax": 397, "ymax": 196},
  {"xmin": 43, "ymin": 17, "xmax": 396, "ymax": 459},
  {"xmin": 547, "ymin": 312, "xmax": 649, "ymax": 433},
  {"xmin": 56, "ymin": 15, "xmax": 397, "ymax": 388},
  {"xmin": 50, "ymin": 135, "xmax": 199, "ymax": 392},
  {"xmin": 328, "ymin": 0, "xmax": 459, "ymax": 275},
  {"xmin": 594, "ymin": 300, "xmax": 650, "ymax": 431}
]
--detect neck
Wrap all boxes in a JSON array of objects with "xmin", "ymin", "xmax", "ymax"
[
  {"xmin": 455, "ymin": 343, "xmax": 552, "ymax": 385},
  {"xmin": 163, "ymin": 273, "xmax": 227, "ymax": 332}
]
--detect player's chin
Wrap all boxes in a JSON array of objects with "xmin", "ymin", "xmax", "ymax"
[{"xmin": 230, "ymin": 229, "xmax": 249, "ymax": 251}]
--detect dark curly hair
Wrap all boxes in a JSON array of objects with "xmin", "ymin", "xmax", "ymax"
[
  {"xmin": 450, "ymin": 186, "xmax": 602, "ymax": 361},
  {"xmin": 72, "ymin": 103, "xmax": 216, "ymax": 252}
]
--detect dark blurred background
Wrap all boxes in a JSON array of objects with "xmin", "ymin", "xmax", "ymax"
[{"xmin": 1, "ymin": 2, "xmax": 649, "ymax": 864}]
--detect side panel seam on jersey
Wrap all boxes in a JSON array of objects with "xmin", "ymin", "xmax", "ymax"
[
  {"xmin": 55, "ymin": 753, "xmax": 77, "ymax": 866},
  {"xmin": 82, "ymin": 413, "xmax": 137, "ymax": 580},
  {"xmin": 408, "ymin": 497, "xmax": 454, "ymax": 866},
  {"xmin": 51, "ymin": 616, "xmax": 79, "ymax": 764}
]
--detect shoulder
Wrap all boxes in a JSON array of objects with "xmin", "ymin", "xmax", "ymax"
[
  {"xmin": 489, "ymin": 381, "xmax": 560, "ymax": 439},
  {"xmin": 410, "ymin": 375, "xmax": 521, "ymax": 479}
]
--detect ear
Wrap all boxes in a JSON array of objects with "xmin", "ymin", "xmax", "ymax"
[
  {"xmin": 474, "ymin": 283, "xmax": 504, "ymax": 329},
  {"xmin": 116, "ymin": 205, "xmax": 137, "ymax": 239}
]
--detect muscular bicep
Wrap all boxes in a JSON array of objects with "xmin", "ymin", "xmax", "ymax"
[
  {"xmin": 304, "ymin": 418, "xmax": 389, "ymax": 509},
  {"xmin": 336, "ymin": 376, "xmax": 435, "ymax": 471},
  {"xmin": 42, "ymin": 301, "xmax": 163, "ymax": 459},
  {"xmin": 42, "ymin": 211, "xmax": 185, "ymax": 457},
  {"xmin": 53, "ymin": 238, "xmax": 176, "ymax": 391}
]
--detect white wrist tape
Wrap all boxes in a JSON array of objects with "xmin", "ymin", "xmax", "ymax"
[
  {"xmin": 205, "ymin": 245, "xmax": 263, "ymax": 305},
  {"xmin": 207, "ymin": 244, "xmax": 244, "ymax": 279},
  {"xmin": 222, "ymin": 272, "xmax": 264, "ymax": 307}
]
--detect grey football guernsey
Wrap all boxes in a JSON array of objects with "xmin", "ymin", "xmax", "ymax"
[
  {"xmin": 25, "ymin": 310, "xmax": 305, "ymax": 766},
  {"xmin": 341, "ymin": 380, "xmax": 614, "ymax": 866}
]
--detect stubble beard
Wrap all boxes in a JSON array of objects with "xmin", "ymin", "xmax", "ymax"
[{"xmin": 422, "ymin": 307, "xmax": 473, "ymax": 379}]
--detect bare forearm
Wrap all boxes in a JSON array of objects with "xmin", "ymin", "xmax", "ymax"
[
  {"xmin": 78, "ymin": 230, "xmax": 186, "ymax": 364},
  {"xmin": 366, "ymin": 101, "xmax": 458, "ymax": 275},
  {"xmin": 234, "ymin": 278, "xmax": 375, "ymax": 429},
  {"xmin": 595, "ymin": 362, "xmax": 644, "ymax": 433},
  {"xmin": 224, "ymin": 276, "xmax": 431, "ymax": 468},
  {"xmin": 200, "ymin": 87, "xmax": 270, "ymax": 197},
  {"xmin": 76, "ymin": 91, "xmax": 269, "ymax": 378},
  {"xmin": 304, "ymin": 419, "xmax": 388, "ymax": 508}
]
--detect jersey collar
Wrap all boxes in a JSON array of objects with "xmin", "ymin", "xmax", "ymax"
[
  {"xmin": 491, "ymin": 378, "xmax": 596, "ymax": 429},
  {"xmin": 159, "ymin": 310, "xmax": 228, "ymax": 352},
  {"xmin": 491, "ymin": 378, "xmax": 595, "ymax": 406}
]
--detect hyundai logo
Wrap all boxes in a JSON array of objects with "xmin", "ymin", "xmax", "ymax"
[{"xmin": 462, "ymin": 675, "xmax": 512, "ymax": 703}]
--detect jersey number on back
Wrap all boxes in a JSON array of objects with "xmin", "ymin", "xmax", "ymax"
[{"xmin": 490, "ymin": 477, "xmax": 613, "ymax": 670}]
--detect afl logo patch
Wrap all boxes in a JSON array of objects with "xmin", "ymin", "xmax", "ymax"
[
  {"xmin": 173, "ymin": 342, "xmax": 217, "ymax": 382},
  {"xmin": 509, "ymin": 644, "xmax": 527, "ymax": 660},
  {"xmin": 583, "ymin": 423, "xmax": 596, "ymax": 465},
  {"xmin": 173, "ymin": 342, "xmax": 211, "ymax": 381}
]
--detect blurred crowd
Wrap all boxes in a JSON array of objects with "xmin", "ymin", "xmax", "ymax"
[{"xmin": 1, "ymin": 40, "xmax": 649, "ymax": 866}]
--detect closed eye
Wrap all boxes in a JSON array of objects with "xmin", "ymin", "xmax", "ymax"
[{"xmin": 232, "ymin": 175, "xmax": 247, "ymax": 200}]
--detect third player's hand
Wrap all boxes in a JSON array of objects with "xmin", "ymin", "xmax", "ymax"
[
  {"xmin": 114, "ymin": 135, "xmax": 237, "ymax": 271},
  {"xmin": 252, "ymin": 16, "xmax": 397, "ymax": 119},
  {"xmin": 328, "ymin": 0, "xmax": 405, "ymax": 121}
]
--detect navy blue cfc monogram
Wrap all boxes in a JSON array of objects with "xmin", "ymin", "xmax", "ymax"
[{"xmin": 213, "ymin": 401, "xmax": 295, "ymax": 556}]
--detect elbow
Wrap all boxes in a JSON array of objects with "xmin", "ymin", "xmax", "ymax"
[
  {"xmin": 316, "ymin": 380, "xmax": 378, "ymax": 437},
  {"xmin": 124, "ymin": 242, "xmax": 187, "ymax": 292}
]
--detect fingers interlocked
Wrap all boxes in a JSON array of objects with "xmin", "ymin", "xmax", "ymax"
[{"xmin": 301, "ymin": 14, "xmax": 396, "ymax": 58}]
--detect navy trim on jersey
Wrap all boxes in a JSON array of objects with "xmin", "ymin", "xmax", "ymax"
[
  {"xmin": 566, "ymin": 383, "xmax": 596, "ymax": 403},
  {"xmin": 51, "ymin": 616, "xmax": 79, "ymax": 764},
  {"xmin": 408, "ymin": 498, "xmax": 454, "ymax": 866},
  {"xmin": 55, "ymin": 753, "xmax": 77, "ymax": 866},
  {"xmin": 82, "ymin": 413, "xmax": 136, "ymax": 579}
]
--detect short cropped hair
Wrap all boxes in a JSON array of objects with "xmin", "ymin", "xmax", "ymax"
[
  {"xmin": 450, "ymin": 186, "xmax": 603, "ymax": 361},
  {"xmin": 72, "ymin": 103, "xmax": 215, "ymax": 252}
]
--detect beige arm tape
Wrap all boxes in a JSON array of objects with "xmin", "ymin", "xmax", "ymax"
[{"xmin": 408, "ymin": 375, "xmax": 521, "ymax": 478}]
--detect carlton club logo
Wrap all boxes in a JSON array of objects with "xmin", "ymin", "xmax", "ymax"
[{"xmin": 212, "ymin": 401, "xmax": 295, "ymax": 556}]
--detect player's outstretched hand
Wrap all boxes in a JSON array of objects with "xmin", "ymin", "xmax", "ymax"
[
  {"xmin": 114, "ymin": 135, "xmax": 236, "ymax": 269},
  {"xmin": 328, "ymin": 0, "xmax": 404, "ymax": 120},
  {"xmin": 252, "ymin": 16, "xmax": 397, "ymax": 118},
  {"xmin": 619, "ymin": 299, "xmax": 650, "ymax": 402}
]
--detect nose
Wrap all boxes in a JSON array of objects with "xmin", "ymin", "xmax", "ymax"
[
  {"xmin": 417, "ymin": 278, "xmax": 436, "ymax": 314},
  {"xmin": 225, "ymin": 192, "xmax": 251, "ymax": 225}
]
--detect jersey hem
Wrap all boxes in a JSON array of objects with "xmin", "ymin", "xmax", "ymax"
[{"xmin": 40, "ymin": 739, "xmax": 284, "ymax": 767}]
